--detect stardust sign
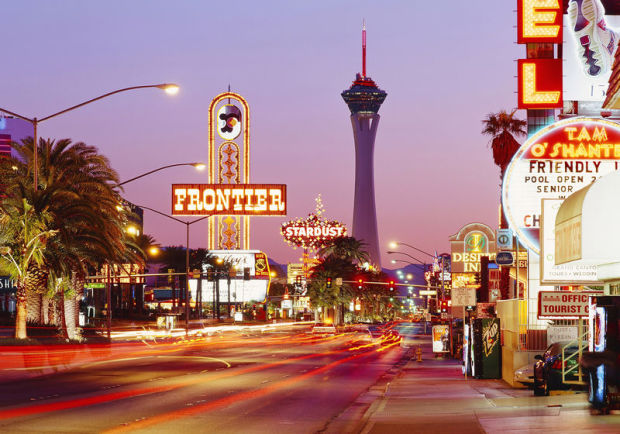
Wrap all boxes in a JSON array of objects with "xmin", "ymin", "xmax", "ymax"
[
  {"xmin": 538, "ymin": 291, "xmax": 602, "ymax": 319},
  {"xmin": 281, "ymin": 214, "xmax": 347, "ymax": 250},
  {"xmin": 283, "ymin": 225, "xmax": 346, "ymax": 238},
  {"xmin": 172, "ymin": 184, "xmax": 286, "ymax": 216},
  {"xmin": 502, "ymin": 118, "xmax": 620, "ymax": 254}
]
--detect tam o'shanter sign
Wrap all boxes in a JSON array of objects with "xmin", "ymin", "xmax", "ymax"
[
  {"xmin": 502, "ymin": 118, "xmax": 620, "ymax": 254},
  {"xmin": 172, "ymin": 184, "xmax": 286, "ymax": 216}
]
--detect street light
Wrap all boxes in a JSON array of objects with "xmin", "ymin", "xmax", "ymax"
[
  {"xmin": 133, "ymin": 203, "xmax": 212, "ymax": 336},
  {"xmin": 387, "ymin": 250, "xmax": 426, "ymax": 266},
  {"xmin": 118, "ymin": 162, "xmax": 205, "ymax": 187},
  {"xmin": 0, "ymin": 83, "xmax": 180, "ymax": 191},
  {"xmin": 389, "ymin": 241, "xmax": 434, "ymax": 259},
  {"xmin": 390, "ymin": 241, "xmax": 447, "ymax": 311}
]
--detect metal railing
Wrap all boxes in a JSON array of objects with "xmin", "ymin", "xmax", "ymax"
[{"xmin": 561, "ymin": 321, "xmax": 588, "ymax": 385}]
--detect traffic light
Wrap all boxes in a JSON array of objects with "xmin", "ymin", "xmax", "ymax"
[
  {"xmin": 295, "ymin": 275, "xmax": 302, "ymax": 288},
  {"xmin": 326, "ymin": 277, "xmax": 332, "ymax": 288},
  {"xmin": 389, "ymin": 280, "xmax": 395, "ymax": 291},
  {"xmin": 358, "ymin": 278, "xmax": 364, "ymax": 289},
  {"xmin": 243, "ymin": 267, "xmax": 250, "ymax": 280},
  {"xmin": 206, "ymin": 268, "xmax": 215, "ymax": 281}
]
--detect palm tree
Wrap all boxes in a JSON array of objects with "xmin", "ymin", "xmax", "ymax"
[
  {"xmin": 1, "ymin": 137, "xmax": 133, "ymax": 339},
  {"xmin": 0, "ymin": 196, "xmax": 57, "ymax": 339},
  {"xmin": 482, "ymin": 109, "xmax": 527, "ymax": 179},
  {"xmin": 482, "ymin": 110, "xmax": 527, "ymax": 300},
  {"xmin": 317, "ymin": 236, "xmax": 370, "ymax": 264}
]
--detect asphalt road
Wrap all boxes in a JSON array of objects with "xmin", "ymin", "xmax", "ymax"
[{"xmin": 0, "ymin": 328, "xmax": 407, "ymax": 433}]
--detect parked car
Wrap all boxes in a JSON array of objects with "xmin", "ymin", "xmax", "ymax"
[{"xmin": 514, "ymin": 340, "xmax": 587, "ymax": 389}]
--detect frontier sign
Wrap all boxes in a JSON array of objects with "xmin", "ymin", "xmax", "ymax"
[{"xmin": 172, "ymin": 184, "xmax": 287, "ymax": 216}]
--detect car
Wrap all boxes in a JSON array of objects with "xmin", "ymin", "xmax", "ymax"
[
  {"xmin": 311, "ymin": 323, "xmax": 337, "ymax": 334},
  {"xmin": 514, "ymin": 340, "xmax": 587, "ymax": 388}
]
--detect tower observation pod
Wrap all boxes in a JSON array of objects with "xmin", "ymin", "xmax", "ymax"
[{"xmin": 341, "ymin": 21, "xmax": 386, "ymax": 268}]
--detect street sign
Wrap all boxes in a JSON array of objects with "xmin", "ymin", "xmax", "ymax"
[
  {"xmin": 84, "ymin": 283, "xmax": 105, "ymax": 289},
  {"xmin": 537, "ymin": 291, "xmax": 602, "ymax": 319},
  {"xmin": 496, "ymin": 229, "xmax": 513, "ymax": 250},
  {"xmin": 419, "ymin": 290, "xmax": 437, "ymax": 296},
  {"xmin": 335, "ymin": 277, "xmax": 343, "ymax": 286},
  {"xmin": 451, "ymin": 287, "xmax": 476, "ymax": 307},
  {"xmin": 495, "ymin": 251, "xmax": 514, "ymax": 266}
]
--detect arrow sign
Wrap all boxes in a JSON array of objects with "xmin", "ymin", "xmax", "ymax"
[{"xmin": 495, "ymin": 251, "xmax": 514, "ymax": 266}]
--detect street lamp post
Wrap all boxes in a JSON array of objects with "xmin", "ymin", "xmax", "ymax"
[
  {"xmin": 389, "ymin": 241, "xmax": 446, "ymax": 313},
  {"xmin": 0, "ymin": 83, "xmax": 179, "ymax": 191},
  {"xmin": 134, "ymin": 204, "xmax": 212, "ymax": 336},
  {"xmin": 118, "ymin": 162, "xmax": 205, "ymax": 187}
]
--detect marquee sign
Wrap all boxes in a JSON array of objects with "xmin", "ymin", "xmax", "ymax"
[
  {"xmin": 502, "ymin": 118, "xmax": 620, "ymax": 254},
  {"xmin": 281, "ymin": 214, "xmax": 347, "ymax": 250},
  {"xmin": 517, "ymin": 0, "xmax": 562, "ymax": 44},
  {"xmin": 516, "ymin": 0, "xmax": 562, "ymax": 109},
  {"xmin": 172, "ymin": 184, "xmax": 287, "ymax": 216},
  {"xmin": 518, "ymin": 59, "xmax": 562, "ymax": 109}
]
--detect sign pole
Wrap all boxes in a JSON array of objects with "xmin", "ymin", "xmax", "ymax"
[{"xmin": 515, "ymin": 235, "xmax": 519, "ymax": 300}]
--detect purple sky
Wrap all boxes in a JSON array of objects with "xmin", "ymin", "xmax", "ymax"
[{"xmin": 1, "ymin": 1, "xmax": 522, "ymax": 268}]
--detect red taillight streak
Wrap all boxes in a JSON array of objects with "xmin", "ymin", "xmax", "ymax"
[
  {"xmin": 0, "ymin": 340, "xmax": 362, "ymax": 421},
  {"xmin": 104, "ymin": 350, "xmax": 374, "ymax": 433}
]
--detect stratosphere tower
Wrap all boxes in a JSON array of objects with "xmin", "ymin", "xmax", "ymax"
[{"xmin": 341, "ymin": 22, "xmax": 387, "ymax": 268}]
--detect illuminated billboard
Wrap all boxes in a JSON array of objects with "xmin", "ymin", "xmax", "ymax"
[
  {"xmin": 172, "ymin": 184, "xmax": 286, "ymax": 216},
  {"xmin": 563, "ymin": 14, "xmax": 620, "ymax": 107},
  {"xmin": 502, "ymin": 117, "xmax": 620, "ymax": 254},
  {"xmin": 448, "ymin": 223, "xmax": 496, "ymax": 274},
  {"xmin": 188, "ymin": 250, "xmax": 270, "ymax": 303}
]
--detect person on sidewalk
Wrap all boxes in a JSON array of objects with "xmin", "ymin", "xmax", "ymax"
[{"xmin": 533, "ymin": 354, "xmax": 549, "ymax": 396}]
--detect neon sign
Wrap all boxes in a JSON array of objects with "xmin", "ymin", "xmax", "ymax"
[
  {"xmin": 518, "ymin": 59, "xmax": 562, "ymax": 109},
  {"xmin": 517, "ymin": 0, "xmax": 562, "ymax": 44},
  {"xmin": 502, "ymin": 118, "xmax": 620, "ymax": 254},
  {"xmin": 281, "ymin": 214, "xmax": 347, "ymax": 250},
  {"xmin": 172, "ymin": 184, "xmax": 287, "ymax": 216}
]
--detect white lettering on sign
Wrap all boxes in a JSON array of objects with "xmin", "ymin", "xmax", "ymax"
[
  {"xmin": 537, "ymin": 291, "xmax": 602, "ymax": 319},
  {"xmin": 502, "ymin": 119, "xmax": 620, "ymax": 254},
  {"xmin": 172, "ymin": 184, "xmax": 287, "ymax": 216}
]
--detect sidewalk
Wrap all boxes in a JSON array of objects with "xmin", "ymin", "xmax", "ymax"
[{"xmin": 324, "ymin": 338, "xmax": 620, "ymax": 434}]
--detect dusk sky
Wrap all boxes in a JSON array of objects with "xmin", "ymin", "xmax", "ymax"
[{"xmin": 1, "ymin": 1, "xmax": 521, "ymax": 268}]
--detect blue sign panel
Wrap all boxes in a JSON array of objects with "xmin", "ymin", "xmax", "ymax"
[{"xmin": 495, "ymin": 252, "xmax": 514, "ymax": 266}]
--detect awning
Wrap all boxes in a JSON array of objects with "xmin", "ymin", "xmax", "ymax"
[{"xmin": 555, "ymin": 170, "xmax": 620, "ymax": 281}]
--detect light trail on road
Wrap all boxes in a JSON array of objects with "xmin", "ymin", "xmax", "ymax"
[
  {"xmin": 0, "ymin": 333, "xmax": 388, "ymax": 423},
  {"xmin": 103, "ymin": 345, "xmax": 386, "ymax": 433}
]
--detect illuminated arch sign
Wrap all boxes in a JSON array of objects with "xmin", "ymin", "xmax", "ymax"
[
  {"xmin": 502, "ymin": 118, "xmax": 620, "ymax": 254},
  {"xmin": 172, "ymin": 184, "xmax": 286, "ymax": 216}
]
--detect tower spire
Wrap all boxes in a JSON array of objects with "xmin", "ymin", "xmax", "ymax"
[{"xmin": 362, "ymin": 19, "xmax": 366, "ymax": 78}]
